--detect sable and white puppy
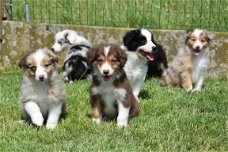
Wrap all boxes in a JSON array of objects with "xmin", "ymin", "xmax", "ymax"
[
  {"xmin": 51, "ymin": 29, "xmax": 92, "ymax": 82},
  {"xmin": 121, "ymin": 29, "xmax": 167, "ymax": 100},
  {"xmin": 186, "ymin": 29, "xmax": 215, "ymax": 91},
  {"xmin": 160, "ymin": 29, "xmax": 215, "ymax": 91},
  {"xmin": 87, "ymin": 44, "xmax": 139, "ymax": 127},
  {"xmin": 18, "ymin": 48, "xmax": 66, "ymax": 129}
]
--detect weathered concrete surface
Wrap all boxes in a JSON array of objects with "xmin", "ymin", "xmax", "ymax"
[{"xmin": 1, "ymin": 21, "xmax": 228, "ymax": 76}]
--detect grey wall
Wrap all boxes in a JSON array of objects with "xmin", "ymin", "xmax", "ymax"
[{"xmin": 1, "ymin": 21, "xmax": 228, "ymax": 76}]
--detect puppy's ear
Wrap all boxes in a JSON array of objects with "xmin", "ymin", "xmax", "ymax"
[
  {"xmin": 186, "ymin": 29, "xmax": 194, "ymax": 37},
  {"xmin": 87, "ymin": 46, "xmax": 98, "ymax": 63},
  {"xmin": 151, "ymin": 34, "xmax": 155, "ymax": 43},
  {"xmin": 123, "ymin": 29, "xmax": 139, "ymax": 46},
  {"xmin": 207, "ymin": 32, "xmax": 215, "ymax": 41},
  {"xmin": 116, "ymin": 46, "xmax": 127, "ymax": 66},
  {"xmin": 46, "ymin": 48, "xmax": 59, "ymax": 63},
  {"xmin": 18, "ymin": 52, "xmax": 32, "ymax": 69},
  {"xmin": 65, "ymin": 31, "xmax": 76, "ymax": 45}
]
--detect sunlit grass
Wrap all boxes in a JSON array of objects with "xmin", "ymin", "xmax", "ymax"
[{"xmin": 0, "ymin": 69, "xmax": 227, "ymax": 151}]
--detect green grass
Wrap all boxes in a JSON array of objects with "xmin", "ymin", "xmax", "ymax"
[
  {"xmin": 0, "ymin": 69, "xmax": 228, "ymax": 151},
  {"xmin": 11, "ymin": 0, "xmax": 228, "ymax": 32}
]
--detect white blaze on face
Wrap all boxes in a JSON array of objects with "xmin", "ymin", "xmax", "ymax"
[
  {"xmin": 52, "ymin": 31, "xmax": 68, "ymax": 52},
  {"xmin": 33, "ymin": 50, "xmax": 48, "ymax": 81},
  {"xmin": 52, "ymin": 43, "xmax": 63, "ymax": 52},
  {"xmin": 192, "ymin": 29, "xmax": 204, "ymax": 50},
  {"xmin": 99, "ymin": 46, "xmax": 114, "ymax": 76},
  {"xmin": 138, "ymin": 29, "xmax": 156, "ymax": 53}
]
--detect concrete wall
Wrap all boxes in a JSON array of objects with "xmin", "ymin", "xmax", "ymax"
[{"xmin": 1, "ymin": 21, "xmax": 228, "ymax": 76}]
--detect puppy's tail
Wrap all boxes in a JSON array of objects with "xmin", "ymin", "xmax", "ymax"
[
  {"xmin": 160, "ymin": 63, "xmax": 167, "ymax": 74},
  {"xmin": 159, "ymin": 63, "xmax": 169, "ymax": 86}
]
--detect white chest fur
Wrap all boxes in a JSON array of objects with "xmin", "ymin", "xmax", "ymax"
[
  {"xmin": 123, "ymin": 52, "xmax": 147, "ymax": 98},
  {"xmin": 192, "ymin": 50, "xmax": 209, "ymax": 84},
  {"xmin": 92, "ymin": 81, "xmax": 127, "ymax": 117}
]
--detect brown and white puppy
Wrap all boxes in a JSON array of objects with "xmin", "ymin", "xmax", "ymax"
[
  {"xmin": 18, "ymin": 48, "xmax": 66, "ymax": 129},
  {"xmin": 160, "ymin": 29, "xmax": 215, "ymax": 91},
  {"xmin": 87, "ymin": 44, "xmax": 139, "ymax": 127}
]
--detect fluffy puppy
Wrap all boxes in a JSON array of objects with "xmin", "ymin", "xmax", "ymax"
[
  {"xmin": 62, "ymin": 45, "xmax": 92, "ymax": 82},
  {"xmin": 52, "ymin": 29, "xmax": 90, "ymax": 52},
  {"xmin": 121, "ymin": 29, "xmax": 167, "ymax": 100},
  {"xmin": 160, "ymin": 29, "xmax": 215, "ymax": 91},
  {"xmin": 18, "ymin": 48, "xmax": 66, "ymax": 129},
  {"xmin": 160, "ymin": 48, "xmax": 193, "ymax": 91},
  {"xmin": 87, "ymin": 44, "xmax": 139, "ymax": 127},
  {"xmin": 51, "ymin": 29, "xmax": 92, "ymax": 82}
]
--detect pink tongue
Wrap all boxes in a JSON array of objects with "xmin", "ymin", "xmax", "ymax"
[
  {"xmin": 146, "ymin": 54, "xmax": 154, "ymax": 61},
  {"xmin": 103, "ymin": 76, "xmax": 111, "ymax": 81},
  {"xmin": 194, "ymin": 50, "xmax": 200, "ymax": 56}
]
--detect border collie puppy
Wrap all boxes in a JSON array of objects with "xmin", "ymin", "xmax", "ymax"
[
  {"xmin": 18, "ymin": 48, "xmax": 66, "ymax": 129},
  {"xmin": 121, "ymin": 29, "xmax": 167, "ymax": 100},
  {"xmin": 160, "ymin": 29, "xmax": 215, "ymax": 91},
  {"xmin": 87, "ymin": 44, "xmax": 139, "ymax": 127},
  {"xmin": 51, "ymin": 30, "xmax": 92, "ymax": 82}
]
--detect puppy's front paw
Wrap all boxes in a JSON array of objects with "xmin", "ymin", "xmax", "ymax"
[
  {"xmin": 63, "ymin": 76, "xmax": 69, "ymax": 83},
  {"xmin": 192, "ymin": 87, "xmax": 201, "ymax": 92},
  {"xmin": 117, "ymin": 118, "xmax": 128, "ymax": 128},
  {"xmin": 186, "ymin": 86, "xmax": 193, "ymax": 92},
  {"xmin": 92, "ymin": 117, "xmax": 101, "ymax": 124},
  {"xmin": 32, "ymin": 117, "xmax": 44, "ymax": 127},
  {"xmin": 46, "ymin": 123, "xmax": 57, "ymax": 129}
]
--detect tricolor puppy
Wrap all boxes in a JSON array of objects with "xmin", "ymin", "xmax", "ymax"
[
  {"xmin": 51, "ymin": 29, "xmax": 92, "ymax": 82},
  {"xmin": 87, "ymin": 44, "xmax": 139, "ymax": 127},
  {"xmin": 160, "ymin": 29, "xmax": 215, "ymax": 91},
  {"xmin": 121, "ymin": 29, "xmax": 167, "ymax": 100},
  {"xmin": 18, "ymin": 48, "xmax": 66, "ymax": 129}
]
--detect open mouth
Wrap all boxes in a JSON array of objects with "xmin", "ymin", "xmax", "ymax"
[
  {"xmin": 139, "ymin": 50, "xmax": 154, "ymax": 61},
  {"xmin": 102, "ymin": 75, "xmax": 112, "ymax": 81},
  {"xmin": 193, "ymin": 49, "xmax": 201, "ymax": 56}
]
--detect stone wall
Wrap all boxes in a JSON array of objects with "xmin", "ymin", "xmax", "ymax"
[{"xmin": 1, "ymin": 21, "xmax": 228, "ymax": 76}]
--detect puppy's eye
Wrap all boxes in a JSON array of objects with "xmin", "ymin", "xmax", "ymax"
[
  {"xmin": 111, "ymin": 59, "xmax": 119, "ymax": 64},
  {"xmin": 44, "ymin": 63, "xmax": 52, "ymax": 68},
  {"xmin": 96, "ymin": 59, "xmax": 103, "ymax": 64},
  {"xmin": 202, "ymin": 39, "xmax": 206, "ymax": 42},
  {"xmin": 140, "ymin": 37, "xmax": 147, "ymax": 45},
  {"xmin": 142, "ymin": 40, "xmax": 147, "ymax": 45},
  {"xmin": 29, "ymin": 66, "xmax": 36, "ymax": 72},
  {"xmin": 191, "ymin": 38, "xmax": 195, "ymax": 41},
  {"xmin": 57, "ymin": 39, "xmax": 64, "ymax": 45}
]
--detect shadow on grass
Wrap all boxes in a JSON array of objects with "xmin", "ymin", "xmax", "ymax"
[{"xmin": 139, "ymin": 90, "xmax": 151, "ymax": 99}]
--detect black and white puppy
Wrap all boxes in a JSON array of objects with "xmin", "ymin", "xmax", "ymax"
[
  {"xmin": 121, "ymin": 29, "xmax": 167, "ymax": 100},
  {"xmin": 51, "ymin": 30, "xmax": 92, "ymax": 82}
]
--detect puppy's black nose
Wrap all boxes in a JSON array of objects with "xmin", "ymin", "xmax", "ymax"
[
  {"xmin": 38, "ymin": 75, "xmax": 44, "ymax": 81},
  {"xmin": 152, "ymin": 46, "xmax": 157, "ymax": 51},
  {"xmin": 50, "ymin": 48, "xmax": 55, "ymax": 52},
  {"xmin": 103, "ymin": 69, "xmax": 109, "ymax": 75},
  {"xmin": 195, "ymin": 46, "xmax": 200, "ymax": 50}
]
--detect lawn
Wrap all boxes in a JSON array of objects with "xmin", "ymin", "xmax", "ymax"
[{"xmin": 0, "ymin": 69, "xmax": 227, "ymax": 151}]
